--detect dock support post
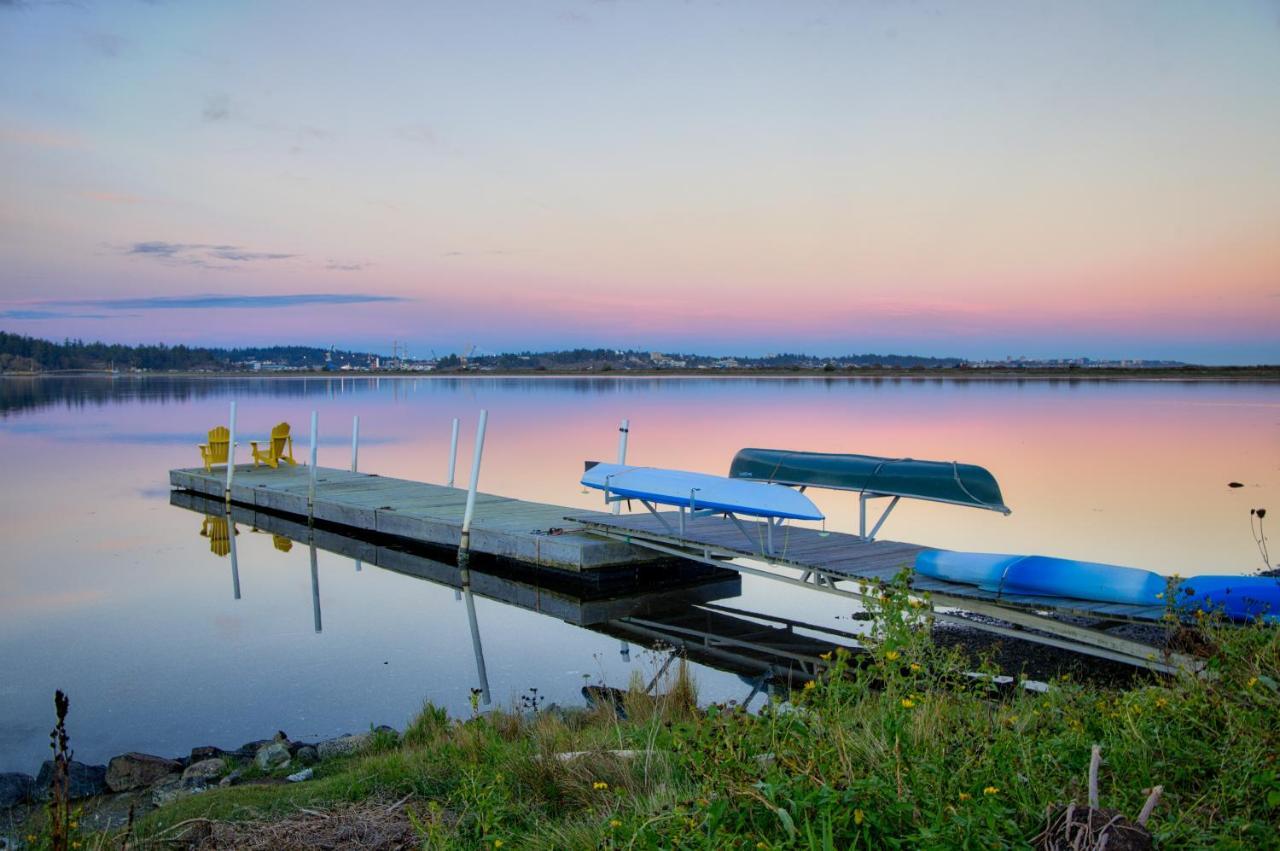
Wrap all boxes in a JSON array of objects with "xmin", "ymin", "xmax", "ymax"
[
  {"xmin": 612, "ymin": 418, "xmax": 629, "ymax": 515},
  {"xmin": 459, "ymin": 410, "xmax": 488, "ymax": 555},
  {"xmin": 310, "ymin": 534, "xmax": 322, "ymax": 633},
  {"xmin": 225, "ymin": 401, "xmax": 237, "ymax": 504},
  {"xmin": 447, "ymin": 417, "xmax": 460, "ymax": 488},
  {"xmin": 227, "ymin": 511, "xmax": 241, "ymax": 600},
  {"xmin": 308, "ymin": 410, "xmax": 318, "ymax": 513},
  {"xmin": 350, "ymin": 415, "xmax": 360, "ymax": 472}
]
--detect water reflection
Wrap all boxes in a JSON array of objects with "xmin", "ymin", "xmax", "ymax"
[{"xmin": 171, "ymin": 491, "xmax": 852, "ymax": 700}]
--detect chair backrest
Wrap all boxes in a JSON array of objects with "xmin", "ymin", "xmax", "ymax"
[
  {"xmin": 269, "ymin": 422, "xmax": 291, "ymax": 458},
  {"xmin": 206, "ymin": 426, "xmax": 230, "ymax": 461}
]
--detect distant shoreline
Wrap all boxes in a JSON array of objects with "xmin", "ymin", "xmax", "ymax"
[{"xmin": 2, "ymin": 366, "xmax": 1279, "ymax": 381}]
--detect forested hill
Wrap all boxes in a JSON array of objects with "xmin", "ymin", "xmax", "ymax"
[{"xmin": 0, "ymin": 332, "xmax": 349, "ymax": 372}]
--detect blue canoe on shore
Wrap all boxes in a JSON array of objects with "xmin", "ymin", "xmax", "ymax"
[{"xmin": 915, "ymin": 550, "xmax": 1279, "ymax": 622}]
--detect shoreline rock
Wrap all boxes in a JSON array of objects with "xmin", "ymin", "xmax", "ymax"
[
  {"xmin": 105, "ymin": 752, "xmax": 182, "ymax": 792},
  {"xmin": 35, "ymin": 760, "xmax": 107, "ymax": 800}
]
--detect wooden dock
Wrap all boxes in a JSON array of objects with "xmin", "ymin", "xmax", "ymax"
[{"xmin": 169, "ymin": 464, "xmax": 661, "ymax": 572}]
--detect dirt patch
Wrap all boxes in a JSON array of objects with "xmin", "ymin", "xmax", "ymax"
[{"xmin": 166, "ymin": 798, "xmax": 429, "ymax": 850}]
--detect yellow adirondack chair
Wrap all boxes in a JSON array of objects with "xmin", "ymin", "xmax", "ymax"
[
  {"xmin": 251, "ymin": 422, "xmax": 297, "ymax": 469},
  {"xmin": 198, "ymin": 426, "xmax": 232, "ymax": 472}
]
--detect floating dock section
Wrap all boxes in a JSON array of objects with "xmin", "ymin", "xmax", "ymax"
[{"xmin": 170, "ymin": 464, "xmax": 661, "ymax": 572}]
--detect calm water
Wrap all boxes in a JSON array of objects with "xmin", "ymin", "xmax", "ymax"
[{"xmin": 1, "ymin": 375, "xmax": 1277, "ymax": 772}]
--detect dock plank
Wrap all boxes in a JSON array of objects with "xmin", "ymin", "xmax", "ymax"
[{"xmin": 169, "ymin": 465, "xmax": 662, "ymax": 572}]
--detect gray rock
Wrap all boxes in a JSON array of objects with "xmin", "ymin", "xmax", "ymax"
[
  {"xmin": 285, "ymin": 767, "xmax": 313, "ymax": 783},
  {"xmin": 218, "ymin": 769, "xmax": 243, "ymax": 788},
  {"xmin": 181, "ymin": 758, "xmax": 226, "ymax": 788},
  {"xmin": 255, "ymin": 742, "xmax": 291, "ymax": 771},
  {"xmin": 315, "ymin": 732, "xmax": 371, "ymax": 759},
  {"xmin": 0, "ymin": 772, "xmax": 35, "ymax": 808},
  {"xmin": 189, "ymin": 745, "xmax": 227, "ymax": 764},
  {"xmin": 294, "ymin": 745, "xmax": 319, "ymax": 766},
  {"xmin": 150, "ymin": 774, "xmax": 188, "ymax": 807},
  {"xmin": 35, "ymin": 760, "xmax": 107, "ymax": 800},
  {"xmin": 105, "ymin": 752, "xmax": 182, "ymax": 792},
  {"xmin": 234, "ymin": 739, "xmax": 273, "ymax": 760}
]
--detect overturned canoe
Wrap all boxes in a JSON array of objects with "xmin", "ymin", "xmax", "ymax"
[
  {"xmin": 915, "ymin": 550, "xmax": 1168, "ymax": 607},
  {"xmin": 730, "ymin": 448, "xmax": 1010, "ymax": 514},
  {"xmin": 1175, "ymin": 575, "xmax": 1280, "ymax": 623},
  {"xmin": 582, "ymin": 462, "xmax": 825, "ymax": 521}
]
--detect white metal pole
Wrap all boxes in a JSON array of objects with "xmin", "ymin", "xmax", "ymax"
[
  {"xmin": 459, "ymin": 410, "xmax": 488, "ymax": 552},
  {"xmin": 225, "ymin": 401, "xmax": 237, "ymax": 502},
  {"xmin": 350, "ymin": 415, "xmax": 360, "ymax": 472},
  {"xmin": 612, "ymin": 418, "xmax": 629, "ymax": 515},
  {"xmin": 308, "ymin": 410, "xmax": 318, "ymax": 512},
  {"xmin": 447, "ymin": 417, "xmax": 460, "ymax": 487}
]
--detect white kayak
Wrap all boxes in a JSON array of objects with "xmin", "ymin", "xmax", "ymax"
[{"xmin": 582, "ymin": 463, "xmax": 825, "ymax": 521}]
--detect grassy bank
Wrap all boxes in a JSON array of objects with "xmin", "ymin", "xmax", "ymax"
[{"xmin": 39, "ymin": 580, "xmax": 1280, "ymax": 849}]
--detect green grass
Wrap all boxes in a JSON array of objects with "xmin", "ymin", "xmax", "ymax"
[{"xmin": 67, "ymin": 575, "xmax": 1280, "ymax": 848}]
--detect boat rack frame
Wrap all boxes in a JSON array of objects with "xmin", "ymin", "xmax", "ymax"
[{"xmin": 573, "ymin": 513, "xmax": 1203, "ymax": 676}]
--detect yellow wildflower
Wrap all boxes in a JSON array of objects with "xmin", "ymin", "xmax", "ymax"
[
  {"xmin": 493, "ymin": 841, "xmax": 504, "ymax": 849},
  {"xmin": 909, "ymin": 663, "xmax": 922, "ymax": 673},
  {"xmin": 757, "ymin": 843, "xmax": 768, "ymax": 850},
  {"xmin": 70, "ymin": 821, "xmax": 78, "ymax": 830},
  {"xmin": 803, "ymin": 680, "xmax": 816, "ymax": 690},
  {"xmin": 885, "ymin": 650, "xmax": 900, "ymax": 662},
  {"xmin": 1247, "ymin": 677, "xmax": 1258, "ymax": 688},
  {"xmin": 983, "ymin": 786, "xmax": 999, "ymax": 796},
  {"xmin": 1155, "ymin": 697, "xmax": 1168, "ymax": 708},
  {"xmin": 958, "ymin": 792, "xmax": 971, "ymax": 801},
  {"xmin": 593, "ymin": 781, "xmax": 609, "ymax": 791},
  {"xmin": 854, "ymin": 809, "xmax": 865, "ymax": 825},
  {"xmin": 901, "ymin": 698, "xmax": 915, "ymax": 709},
  {"xmin": 610, "ymin": 819, "xmax": 622, "ymax": 828},
  {"xmin": 819, "ymin": 651, "xmax": 832, "ymax": 660}
]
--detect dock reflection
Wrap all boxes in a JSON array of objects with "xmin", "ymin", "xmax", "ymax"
[{"xmin": 171, "ymin": 491, "xmax": 859, "ymax": 701}]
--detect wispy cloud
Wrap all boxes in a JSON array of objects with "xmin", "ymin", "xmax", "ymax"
[
  {"xmin": 326, "ymin": 261, "xmax": 368, "ymax": 271},
  {"xmin": 123, "ymin": 241, "xmax": 296, "ymax": 269},
  {"xmin": 2, "ymin": 293, "xmax": 406, "ymax": 319},
  {"xmin": 203, "ymin": 93, "xmax": 231, "ymax": 122}
]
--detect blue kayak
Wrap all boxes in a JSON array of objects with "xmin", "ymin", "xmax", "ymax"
[
  {"xmin": 915, "ymin": 550, "xmax": 1168, "ymax": 607},
  {"xmin": 1174, "ymin": 575, "xmax": 1280, "ymax": 623}
]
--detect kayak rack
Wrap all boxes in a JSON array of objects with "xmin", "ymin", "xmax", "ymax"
[{"xmin": 570, "ymin": 511, "xmax": 1203, "ymax": 676}]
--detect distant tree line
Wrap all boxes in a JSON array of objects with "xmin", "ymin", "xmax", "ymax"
[{"xmin": 0, "ymin": 332, "xmax": 361, "ymax": 372}]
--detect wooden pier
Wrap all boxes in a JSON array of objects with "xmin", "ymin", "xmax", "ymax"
[{"xmin": 169, "ymin": 464, "xmax": 661, "ymax": 572}]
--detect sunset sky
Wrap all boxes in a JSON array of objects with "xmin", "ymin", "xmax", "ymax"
[{"xmin": 2, "ymin": 1, "xmax": 1278, "ymax": 362}]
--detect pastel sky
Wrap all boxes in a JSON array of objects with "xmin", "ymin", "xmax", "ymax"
[{"xmin": 1, "ymin": 1, "xmax": 1278, "ymax": 362}]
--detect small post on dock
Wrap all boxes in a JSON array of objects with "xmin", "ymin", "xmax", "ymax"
[
  {"xmin": 225, "ymin": 401, "xmax": 237, "ymax": 504},
  {"xmin": 308, "ymin": 410, "xmax": 318, "ymax": 513},
  {"xmin": 350, "ymin": 415, "xmax": 360, "ymax": 472},
  {"xmin": 612, "ymin": 418, "xmax": 629, "ymax": 515},
  {"xmin": 446, "ymin": 417, "xmax": 460, "ymax": 488},
  {"xmin": 458, "ymin": 410, "xmax": 488, "ymax": 556}
]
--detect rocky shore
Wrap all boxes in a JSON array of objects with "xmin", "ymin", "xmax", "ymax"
[{"xmin": 0, "ymin": 725, "xmax": 399, "ymax": 843}]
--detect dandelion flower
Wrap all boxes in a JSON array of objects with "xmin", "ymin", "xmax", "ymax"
[
  {"xmin": 909, "ymin": 663, "xmax": 922, "ymax": 673},
  {"xmin": 610, "ymin": 819, "xmax": 622, "ymax": 829},
  {"xmin": 1248, "ymin": 677, "xmax": 1258, "ymax": 688},
  {"xmin": 854, "ymin": 809, "xmax": 865, "ymax": 825},
  {"xmin": 593, "ymin": 781, "xmax": 609, "ymax": 791},
  {"xmin": 803, "ymin": 680, "xmax": 816, "ymax": 690},
  {"xmin": 983, "ymin": 786, "xmax": 999, "ymax": 796},
  {"xmin": 885, "ymin": 650, "xmax": 900, "ymax": 662},
  {"xmin": 494, "ymin": 840, "xmax": 504, "ymax": 849},
  {"xmin": 819, "ymin": 651, "xmax": 832, "ymax": 661},
  {"xmin": 901, "ymin": 698, "xmax": 915, "ymax": 709},
  {"xmin": 958, "ymin": 792, "xmax": 971, "ymax": 801}
]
